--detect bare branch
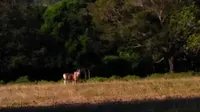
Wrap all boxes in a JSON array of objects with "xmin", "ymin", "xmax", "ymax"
[
  {"xmin": 155, "ymin": 57, "xmax": 164, "ymax": 63},
  {"xmin": 132, "ymin": 44, "xmax": 144, "ymax": 48}
]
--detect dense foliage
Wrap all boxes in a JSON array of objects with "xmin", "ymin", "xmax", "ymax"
[{"xmin": 1, "ymin": 0, "xmax": 200, "ymax": 82}]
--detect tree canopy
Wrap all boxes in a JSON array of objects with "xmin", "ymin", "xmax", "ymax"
[{"xmin": 1, "ymin": 0, "xmax": 200, "ymax": 82}]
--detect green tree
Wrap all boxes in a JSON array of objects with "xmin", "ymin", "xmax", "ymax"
[
  {"xmin": 0, "ymin": 1, "xmax": 50, "ymax": 81},
  {"xmin": 41, "ymin": 0, "xmax": 98, "ymax": 74},
  {"xmin": 89, "ymin": 0, "xmax": 199, "ymax": 73}
]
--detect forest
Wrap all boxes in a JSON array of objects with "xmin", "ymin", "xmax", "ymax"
[{"xmin": 1, "ymin": 0, "xmax": 200, "ymax": 82}]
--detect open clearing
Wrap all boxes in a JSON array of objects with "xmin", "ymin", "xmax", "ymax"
[{"xmin": 1, "ymin": 77, "xmax": 200, "ymax": 111}]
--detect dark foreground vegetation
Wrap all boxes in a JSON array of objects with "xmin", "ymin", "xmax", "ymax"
[
  {"xmin": 2, "ymin": 97, "xmax": 200, "ymax": 112},
  {"xmin": 2, "ymin": 0, "xmax": 200, "ymax": 82}
]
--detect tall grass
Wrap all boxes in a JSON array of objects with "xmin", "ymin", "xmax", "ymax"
[
  {"xmin": 1, "ymin": 76, "xmax": 200, "ymax": 109},
  {"xmin": 146, "ymin": 71, "xmax": 197, "ymax": 79}
]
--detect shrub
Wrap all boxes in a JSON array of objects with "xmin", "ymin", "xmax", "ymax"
[
  {"xmin": 0, "ymin": 80, "xmax": 5, "ymax": 84},
  {"xmin": 147, "ymin": 71, "xmax": 196, "ymax": 79},
  {"xmin": 122, "ymin": 75, "xmax": 140, "ymax": 81},
  {"xmin": 87, "ymin": 77, "xmax": 107, "ymax": 82},
  {"xmin": 15, "ymin": 76, "xmax": 30, "ymax": 84},
  {"xmin": 36, "ymin": 80, "xmax": 55, "ymax": 84},
  {"xmin": 109, "ymin": 75, "xmax": 121, "ymax": 80}
]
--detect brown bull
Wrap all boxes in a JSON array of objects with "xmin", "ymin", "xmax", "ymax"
[{"xmin": 63, "ymin": 69, "xmax": 81, "ymax": 84}]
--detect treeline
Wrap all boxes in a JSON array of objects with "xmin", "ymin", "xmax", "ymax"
[{"xmin": 1, "ymin": 0, "xmax": 200, "ymax": 82}]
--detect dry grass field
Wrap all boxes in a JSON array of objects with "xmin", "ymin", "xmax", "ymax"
[{"xmin": 1, "ymin": 77, "xmax": 200, "ymax": 112}]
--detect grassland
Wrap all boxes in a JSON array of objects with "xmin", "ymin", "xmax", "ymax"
[{"xmin": 1, "ymin": 74, "xmax": 200, "ymax": 112}]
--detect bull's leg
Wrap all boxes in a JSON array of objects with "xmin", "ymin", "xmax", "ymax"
[
  {"xmin": 74, "ymin": 79, "xmax": 79, "ymax": 84},
  {"xmin": 72, "ymin": 80, "xmax": 76, "ymax": 85},
  {"xmin": 64, "ymin": 79, "xmax": 67, "ymax": 85}
]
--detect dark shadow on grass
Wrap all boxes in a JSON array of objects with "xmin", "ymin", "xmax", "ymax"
[{"xmin": 1, "ymin": 97, "xmax": 200, "ymax": 112}]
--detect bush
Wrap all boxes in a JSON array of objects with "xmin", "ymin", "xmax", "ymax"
[
  {"xmin": 122, "ymin": 75, "xmax": 140, "ymax": 81},
  {"xmin": 0, "ymin": 80, "xmax": 5, "ymax": 84},
  {"xmin": 15, "ymin": 76, "xmax": 30, "ymax": 84},
  {"xmin": 109, "ymin": 75, "xmax": 121, "ymax": 80},
  {"xmin": 101, "ymin": 55, "xmax": 135, "ymax": 77},
  {"xmin": 36, "ymin": 80, "xmax": 55, "ymax": 84},
  {"xmin": 147, "ymin": 71, "xmax": 197, "ymax": 79},
  {"xmin": 87, "ymin": 77, "xmax": 107, "ymax": 82}
]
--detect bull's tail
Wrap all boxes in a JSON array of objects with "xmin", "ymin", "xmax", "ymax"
[
  {"xmin": 63, "ymin": 73, "xmax": 67, "ymax": 85},
  {"xmin": 63, "ymin": 73, "xmax": 67, "ymax": 80}
]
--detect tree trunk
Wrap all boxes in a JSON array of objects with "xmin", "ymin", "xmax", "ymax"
[
  {"xmin": 87, "ymin": 68, "xmax": 90, "ymax": 79},
  {"xmin": 83, "ymin": 69, "xmax": 87, "ymax": 80},
  {"xmin": 168, "ymin": 56, "xmax": 174, "ymax": 73}
]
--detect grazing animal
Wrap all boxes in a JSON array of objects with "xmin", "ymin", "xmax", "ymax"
[
  {"xmin": 63, "ymin": 73, "xmax": 73, "ymax": 84},
  {"xmin": 63, "ymin": 69, "xmax": 81, "ymax": 84},
  {"xmin": 73, "ymin": 69, "xmax": 81, "ymax": 84}
]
